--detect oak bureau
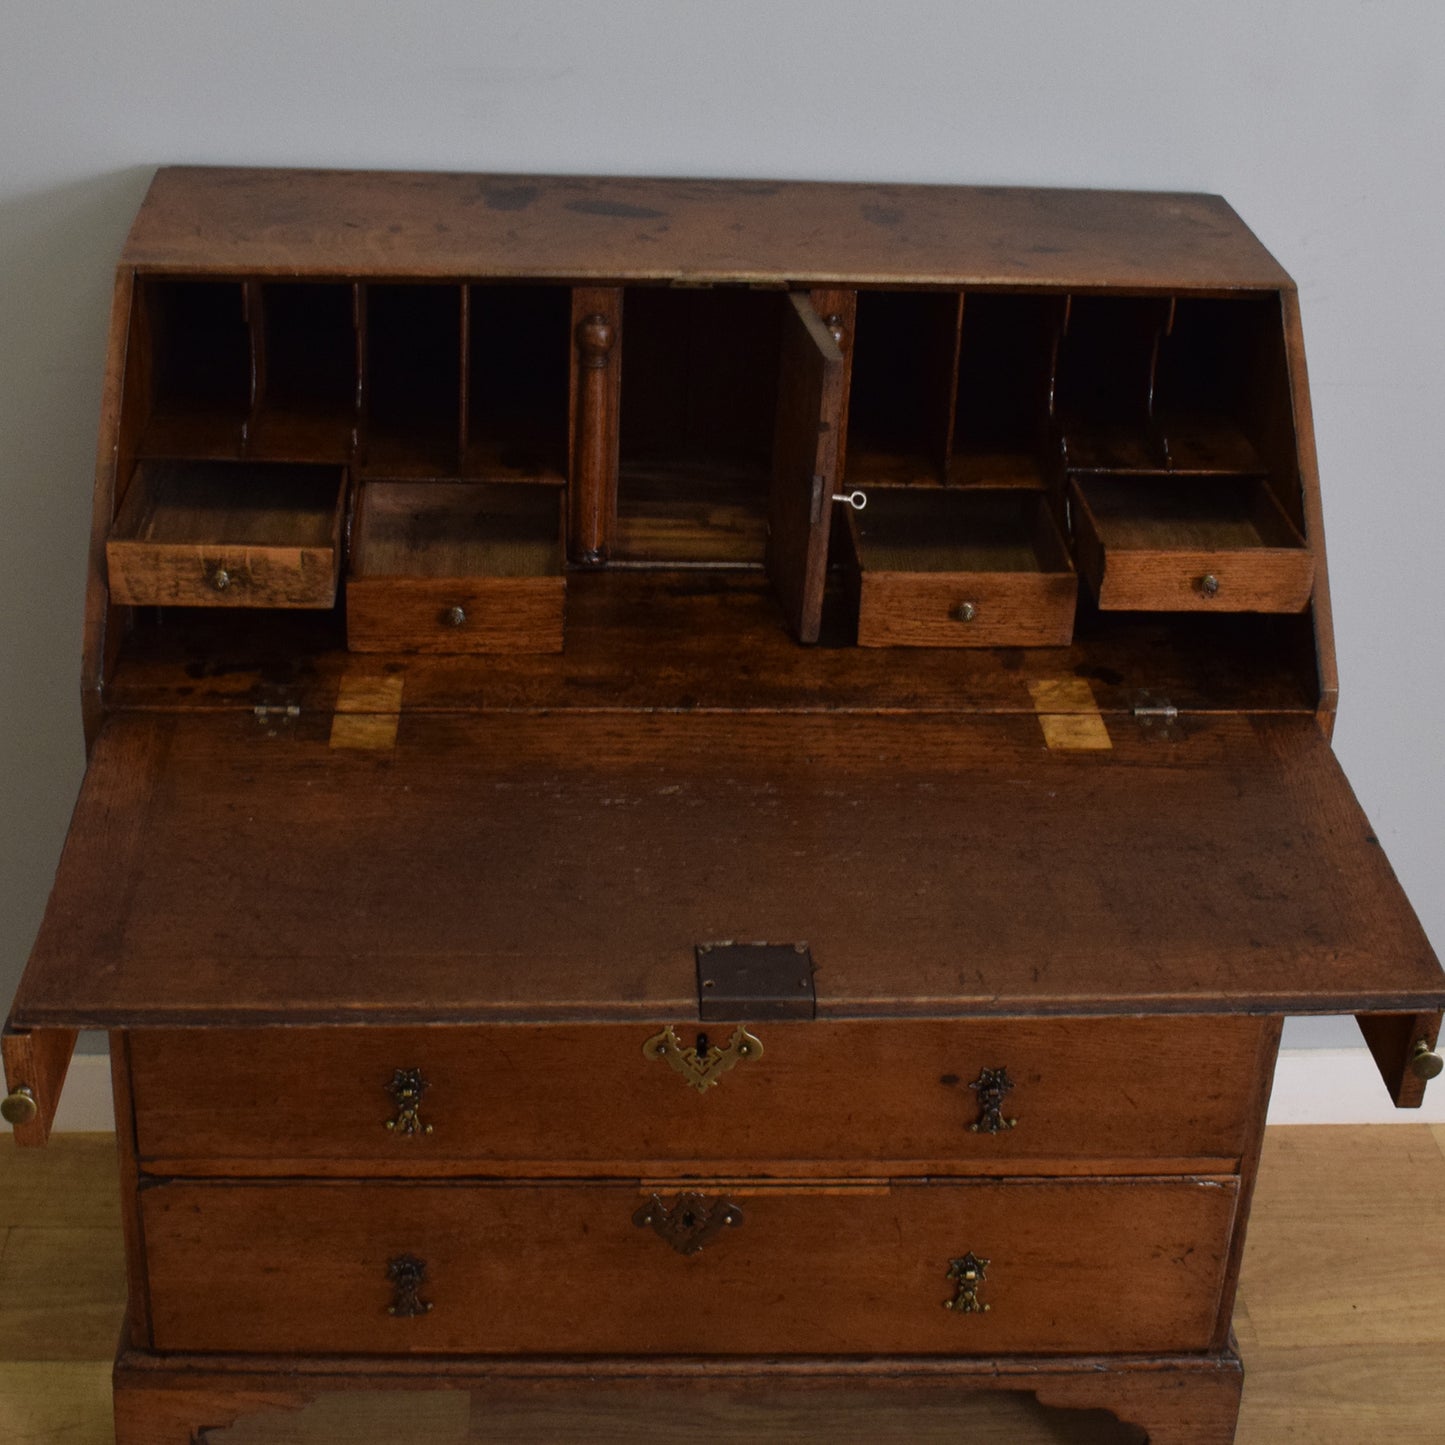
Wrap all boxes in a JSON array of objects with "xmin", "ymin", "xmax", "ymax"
[{"xmin": 3, "ymin": 169, "xmax": 1443, "ymax": 1444}]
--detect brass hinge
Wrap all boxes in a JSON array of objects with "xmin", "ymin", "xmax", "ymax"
[
  {"xmin": 1131, "ymin": 700, "xmax": 1178, "ymax": 723},
  {"xmin": 1132, "ymin": 696, "xmax": 1182, "ymax": 740}
]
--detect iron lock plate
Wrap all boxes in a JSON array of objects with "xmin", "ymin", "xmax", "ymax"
[{"xmin": 695, "ymin": 943, "xmax": 816, "ymax": 1021}]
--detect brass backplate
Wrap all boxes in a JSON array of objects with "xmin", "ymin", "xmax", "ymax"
[{"xmin": 642, "ymin": 1023, "xmax": 763, "ymax": 1093}]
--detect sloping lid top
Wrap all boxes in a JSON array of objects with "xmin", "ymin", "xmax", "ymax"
[
  {"xmin": 12, "ymin": 710, "xmax": 1442, "ymax": 1027},
  {"xmin": 120, "ymin": 168, "xmax": 1294, "ymax": 290}
]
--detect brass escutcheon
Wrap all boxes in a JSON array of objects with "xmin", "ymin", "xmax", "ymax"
[
  {"xmin": 385, "ymin": 1067, "xmax": 433, "ymax": 1136},
  {"xmin": 633, "ymin": 1192, "xmax": 744, "ymax": 1255},
  {"xmin": 642, "ymin": 1024, "xmax": 764, "ymax": 1093},
  {"xmin": 945, "ymin": 1252, "xmax": 991, "ymax": 1314}
]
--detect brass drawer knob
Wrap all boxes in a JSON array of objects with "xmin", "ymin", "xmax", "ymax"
[
  {"xmin": 210, "ymin": 567, "xmax": 232, "ymax": 592},
  {"xmin": 634, "ymin": 1192, "xmax": 744, "ymax": 1255},
  {"xmin": 386, "ymin": 1254, "xmax": 433, "ymax": 1317},
  {"xmin": 441, "ymin": 605, "xmax": 466, "ymax": 628},
  {"xmin": 384, "ymin": 1067, "xmax": 434, "ymax": 1136},
  {"xmin": 969, "ymin": 1066, "xmax": 1018, "ymax": 1134},
  {"xmin": 643, "ymin": 1023, "xmax": 763, "ymax": 1093},
  {"xmin": 1199, "ymin": 573, "xmax": 1220, "ymax": 598},
  {"xmin": 1412, "ymin": 1040, "xmax": 1444, "ymax": 1082},
  {"xmin": 1, "ymin": 1086, "xmax": 37, "ymax": 1127},
  {"xmin": 954, "ymin": 601, "xmax": 978, "ymax": 622},
  {"xmin": 944, "ymin": 1252, "xmax": 991, "ymax": 1314}
]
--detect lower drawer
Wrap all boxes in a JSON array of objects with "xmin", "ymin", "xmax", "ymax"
[{"xmin": 141, "ymin": 1176, "xmax": 1238, "ymax": 1356}]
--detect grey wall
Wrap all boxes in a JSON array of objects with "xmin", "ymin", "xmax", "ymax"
[{"xmin": 2, "ymin": 3, "xmax": 1441, "ymax": 1055}]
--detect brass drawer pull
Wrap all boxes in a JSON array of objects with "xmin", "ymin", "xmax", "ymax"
[
  {"xmin": 384, "ymin": 1067, "xmax": 434, "ymax": 1136},
  {"xmin": 969, "ymin": 1066, "xmax": 1018, "ymax": 1134},
  {"xmin": 944, "ymin": 1252, "xmax": 991, "ymax": 1314},
  {"xmin": 634, "ymin": 1192, "xmax": 744, "ymax": 1255},
  {"xmin": 386, "ymin": 1254, "xmax": 433, "ymax": 1317},
  {"xmin": 642, "ymin": 1024, "xmax": 763, "ymax": 1093}
]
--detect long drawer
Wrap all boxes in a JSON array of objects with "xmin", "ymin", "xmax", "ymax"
[
  {"xmin": 127, "ymin": 1017, "xmax": 1270, "ymax": 1175},
  {"xmin": 141, "ymin": 1176, "xmax": 1238, "ymax": 1356}
]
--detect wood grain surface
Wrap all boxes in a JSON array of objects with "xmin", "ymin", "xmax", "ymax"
[
  {"xmin": 102, "ymin": 570, "xmax": 1323, "ymax": 717},
  {"xmin": 4, "ymin": 1130, "xmax": 1441, "ymax": 1441},
  {"xmin": 12, "ymin": 711, "xmax": 1442, "ymax": 1027},
  {"xmin": 119, "ymin": 170, "xmax": 1294, "ymax": 290},
  {"xmin": 139, "ymin": 1176, "xmax": 1236, "ymax": 1356},
  {"xmin": 127, "ymin": 1017, "xmax": 1267, "ymax": 1176}
]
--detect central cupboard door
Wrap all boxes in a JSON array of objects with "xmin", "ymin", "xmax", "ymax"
[{"xmin": 766, "ymin": 290, "xmax": 849, "ymax": 642}]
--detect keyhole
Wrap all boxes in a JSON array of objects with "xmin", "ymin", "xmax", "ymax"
[
  {"xmin": 695, "ymin": 1032, "xmax": 709, "ymax": 1057},
  {"xmin": 681, "ymin": 1211, "xmax": 696, "ymax": 1229}
]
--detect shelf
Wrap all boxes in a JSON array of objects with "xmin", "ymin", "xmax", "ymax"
[
  {"xmin": 106, "ymin": 461, "xmax": 344, "ymax": 608},
  {"xmin": 463, "ymin": 284, "xmax": 571, "ymax": 483},
  {"xmin": 1070, "ymin": 475, "xmax": 1313, "ymax": 613},
  {"xmin": 843, "ymin": 290, "xmax": 961, "ymax": 488},
  {"xmin": 1055, "ymin": 295, "xmax": 1170, "ymax": 434},
  {"xmin": 359, "ymin": 284, "xmax": 463, "ymax": 477},
  {"xmin": 347, "ymin": 480, "xmax": 564, "ymax": 653},
  {"xmin": 613, "ymin": 462, "xmax": 769, "ymax": 568},
  {"xmin": 1060, "ymin": 295, "xmax": 1286, "ymax": 482},
  {"xmin": 248, "ymin": 282, "xmax": 358, "ymax": 462},
  {"xmin": 951, "ymin": 292, "xmax": 1063, "ymax": 484},
  {"xmin": 616, "ymin": 288, "xmax": 785, "ymax": 565},
  {"xmin": 846, "ymin": 488, "xmax": 1076, "ymax": 648},
  {"xmin": 136, "ymin": 279, "xmax": 252, "ymax": 458}
]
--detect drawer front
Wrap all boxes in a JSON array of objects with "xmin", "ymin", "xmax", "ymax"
[
  {"xmin": 346, "ymin": 575, "xmax": 564, "ymax": 653},
  {"xmin": 142, "ymin": 1176, "xmax": 1237, "ymax": 1356},
  {"xmin": 1082, "ymin": 544, "xmax": 1315, "ymax": 614},
  {"xmin": 856, "ymin": 571, "xmax": 1077, "ymax": 648},
  {"xmin": 129, "ymin": 1017, "xmax": 1269, "ymax": 1175},
  {"xmin": 107, "ymin": 538, "xmax": 340, "ymax": 609},
  {"xmin": 1068, "ymin": 476, "xmax": 1315, "ymax": 614},
  {"xmin": 106, "ymin": 461, "xmax": 345, "ymax": 609}
]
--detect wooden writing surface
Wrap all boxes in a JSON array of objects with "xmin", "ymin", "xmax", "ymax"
[{"xmin": 12, "ymin": 710, "xmax": 1439, "ymax": 1028}]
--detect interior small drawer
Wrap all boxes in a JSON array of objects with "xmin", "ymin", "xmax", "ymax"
[
  {"xmin": 106, "ymin": 460, "xmax": 344, "ymax": 608},
  {"xmin": 1070, "ymin": 474, "xmax": 1314, "ymax": 612},
  {"xmin": 128, "ymin": 1016, "xmax": 1270, "ymax": 1176},
  {"xmin": 345, "ymin": 480, "xmax": 564, "ymax": 653},
  {"xmin": 141, "ymin": 1175, "xmax": 1237, "ymax": 1356},
  {"xmin": 846, "ymin": 489, "xmax": 1076, "ymax": 647}
]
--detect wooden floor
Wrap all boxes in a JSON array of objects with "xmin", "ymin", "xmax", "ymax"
[{"xmin": 2, "ymin": 1127, "xmax": 1443, "ymax": 1442}]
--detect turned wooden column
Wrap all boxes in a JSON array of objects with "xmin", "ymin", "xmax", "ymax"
[{"xmin": 569, "ymin": 287, "xmax": 622, "ymax": 564}]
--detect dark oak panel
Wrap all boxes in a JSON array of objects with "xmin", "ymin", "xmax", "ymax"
[
  {"xmin": 141, "ymin": 1177, "xmax": 1238, "ymax": 1356},
  {"xmin": 129, "ymin": 1017, "xmax": 1268, "ymax": 1175},
  {"xmin": 12, "ymin": 711, "xmax": 1442, "ymax": 1027},
  {"xmin": 122, "ymin": 169, "xmax": 1292, "ymax": 290}
]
